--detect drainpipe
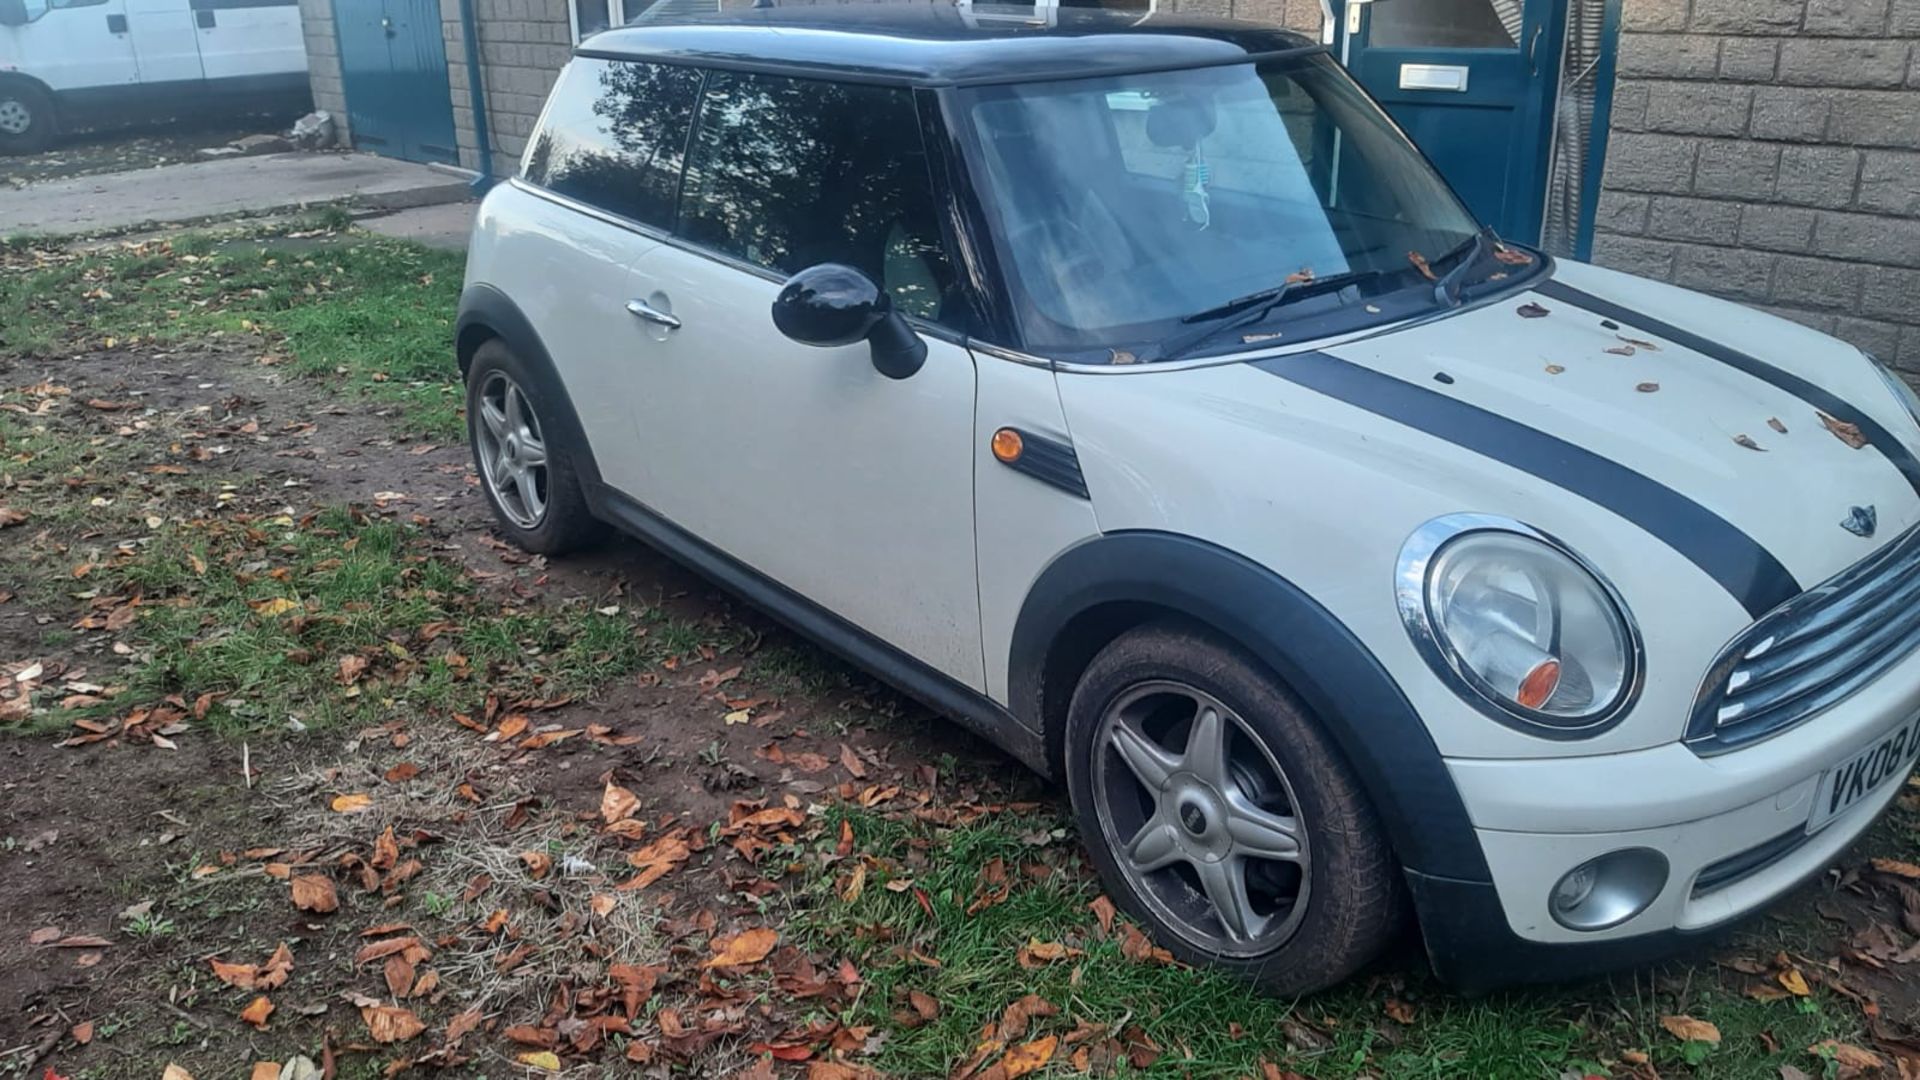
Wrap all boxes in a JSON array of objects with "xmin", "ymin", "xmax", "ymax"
[{"xmin": 457, "ymin": 0, "xmax": 496, "ymax": 193}]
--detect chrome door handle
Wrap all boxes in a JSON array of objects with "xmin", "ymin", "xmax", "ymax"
[{"xmin": 626, "ymin": 299, "xmax": 681, "ymax": 330}]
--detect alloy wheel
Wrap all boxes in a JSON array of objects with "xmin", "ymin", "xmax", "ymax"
[
  {"xmin": 0, "ymin": 99, "xmax": 31, "ymax": 136},
  {"xmin": 474, "ymin": 371, "xmax": 550, "ymax": 529},
  {"xmin": 1090, "ymin": 681, "xmax": 1311, "ymax": 957}
]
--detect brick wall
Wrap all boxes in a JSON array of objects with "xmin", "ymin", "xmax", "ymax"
[
  {"xmin": 443, "ymin": 0, "xmax": 574, "ymax": 176},
  {"xmin": 296, "ymin": 0, "xmax": 351, "ymax": 143},
  {"xmin": 1593, "ymin": 0, "xmax": 1920, "ymax": 373}
]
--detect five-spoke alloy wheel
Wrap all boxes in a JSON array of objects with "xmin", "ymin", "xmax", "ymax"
[
  {"xmin": 464, "ymin": 339, "xmax": 606, "ymax": 555},
  {"xmin": 1093, "ymin": 681, "xmax": 1311, "ymax": 956},
  {"xmin": 1066, "ymin": 621, "xmax": 1406, "ymax": 994},
  {"xmin": 475, "ymin": 370, "xmax": 551, "ymax": 530}
]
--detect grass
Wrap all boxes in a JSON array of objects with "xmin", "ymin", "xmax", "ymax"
[
  {"xmin": 0, "ymin": 220, "xmax": 467, "ymax": 438},
  {"xmin": 783, "ymin": 802, "xmax": 1881, "ymax": 1079}
]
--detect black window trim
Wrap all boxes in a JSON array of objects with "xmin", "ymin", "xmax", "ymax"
[{"xmin": 516, "ymin": 57, "xmax": 1034, "ymax": 352}]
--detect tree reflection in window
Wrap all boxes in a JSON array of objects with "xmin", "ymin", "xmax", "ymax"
[
  {"xmin": 677, "ymin": 71, "xmax": 954, "ymax": 323},
  {"xmin": 523, "ymin": 58, "xmax": 702, "ymax": 229}
]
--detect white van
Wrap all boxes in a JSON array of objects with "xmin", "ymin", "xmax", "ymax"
[{"xmin": 0, "ymin": 0, "xmax": 307, "ymax": 154}]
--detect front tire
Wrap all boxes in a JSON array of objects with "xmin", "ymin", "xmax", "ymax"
[
  {"xmin": 1064, "ymin": 621, "xmax": 1406, "ymax": 995},
  {"xmin": 465, "ymin": 339, "xmax": 606, "ymax": 555},
  {"xmin": 0, "ymin": 81, "xmax": 55, "ymax": 156}
]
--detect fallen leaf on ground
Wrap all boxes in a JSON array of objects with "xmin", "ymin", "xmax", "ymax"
[
  {"xmin": 329, "ymin": 793, "xmax": 372, "ymax": 813},
  {"xmin": 162, "ymin": 1065, "xmax": 194, "ymax": 1080},
  {"xmin": 250, "ymin": 597, "xmax": 301, "ymax": 618},
  {"xmin": 1089, "ymin": 896, "xmax": 1117, "ymax": 936},
  {"xmin": 997, "ymin": 994, "xmax": 1059, "ymax": 1041},
  {"xmin": 1809, "ymin": 1041, "xmax": 1885, "ymax": 1072},
  {"xmin": 210, "ymin": 942, "xmax": 293, "ymax": 990},
  {"xmin": 290, "ymin": 875, "xmax": 338, "ymax": 913},
  {"xmin": 248, "ymin": 1063, "xmax": 280, "ymax": 1080},
  {"xmin": 70, "ymin": 1020, "xmax": 94, "ymax": 1044},
  {"xmin": 1661, "ymin": 1015, "xmax": 1721, "ymax": 1044},
  {"xmin": 1872, "ymin": 857, "xmax": 1920, "ymax": 879},
  {"xmin": 517, "ymin": 1051, "xmax": 561, "ymax": 1071},
  {"xmin": 239, "ymin": 996, "xmax": 274, "ymax": 1029},
  {"xmin": 1778, "ymin": 968, "xmax": 1812, "ymax": 996},
  {"xmin": 0, "ymin": 507, "xmax": 26, "ymax": 528},
  {"xmin": 1384, "ymin": 998, "xmax": 1417, "ymax": 1024},
  {"xmin": 999, "ymin": 1035, "xmax": 1058, "ymax": 1078},
  {"xmin": 361, "ymin": 1005, "xmax": 426, "ymax": 1043},
  {"xmin": 706, "ymin": 928, "xmax": 778, "ymax": 968},
  {"xmin": 602, "ymin": 780, "xmax": 640, "ymax": 824}
]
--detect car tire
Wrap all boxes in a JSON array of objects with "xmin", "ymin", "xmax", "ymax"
[
  {"xmin": 0, "ymin": 81, "xmax": 55, "ymax": 156},
  {"xmin": 465, "ymin": 339, "xmax": 607, "ymax": 556},
  {"xmin": 1064, "ymin": 620, "xmax": 1406, "ymax": 995}
]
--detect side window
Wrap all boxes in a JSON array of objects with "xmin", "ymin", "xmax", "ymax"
[
  {"xmin": 522, "ymin": 58, "xmax": 702, "ymax": 230},
  {"xmin": 676, "ymin": 71, "xmax": 955, "ymax": 324}
]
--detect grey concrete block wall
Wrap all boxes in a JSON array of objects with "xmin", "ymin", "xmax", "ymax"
[
  {"xmin": 295, "ymin": 0, "xmax": 351, "ymax": 145},
  {"xmin": 1596, "ymin": 0, "xmax": 1920, "ymax": 372}
]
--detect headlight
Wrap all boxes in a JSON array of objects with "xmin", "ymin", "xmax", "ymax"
[
  {"xmin": 1867, "ymin": 351, "xmax": 1920, "ymax": 430},
  {"xmin": 1397, "ymin": 515, "xmax": 1641, "ymax": 737}
]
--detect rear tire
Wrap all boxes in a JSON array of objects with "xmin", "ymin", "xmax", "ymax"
[
  {"xmin": 1064, "ymin": 620, "xmax": 1407, "ymax": 995},
  {"xmin": 0, "ymin": 81, "xmax": 55, "ymax": 156},
  {"xmin": 465, "ymin": 339, "xmax": 607, "ymax": 556}
]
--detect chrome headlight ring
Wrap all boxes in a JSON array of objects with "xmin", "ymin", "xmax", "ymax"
[{"xmin": 1396, "ymin": 513, "xmax": 1645, "ymax": 739}]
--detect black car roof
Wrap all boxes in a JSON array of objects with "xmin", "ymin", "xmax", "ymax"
[{"xmin": 576, "ymin": 2, "xmax": 1322, "ymax": 88}]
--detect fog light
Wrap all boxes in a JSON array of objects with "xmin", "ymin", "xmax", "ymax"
[{"xmin": 1548, "ymin": 849, "xmax": 1668, "ymax": 931}]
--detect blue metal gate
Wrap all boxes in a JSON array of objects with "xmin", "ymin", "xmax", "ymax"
[{"xmin": 333, "ymin": 0, "xmax": 459, "ymax": 165}]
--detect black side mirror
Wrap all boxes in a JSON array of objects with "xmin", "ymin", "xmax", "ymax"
[
  {"xmin": 771, "ymin": 263, "xmax": 927, "ymax": 380},
  {"xmin": 0, "ymin": 0, "xmax": 29, "ymax": 26}
]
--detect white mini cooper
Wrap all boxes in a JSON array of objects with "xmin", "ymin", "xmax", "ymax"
[{"xmin": 458, "ymin": 3, "xmax": 1920, "ymax": 994}]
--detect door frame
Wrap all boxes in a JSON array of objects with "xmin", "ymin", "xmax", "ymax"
[
  {"xmin": 1327, "ymin": 0, "xmax": 1621, "ymax": 255},
  {"xmin": 330, "ymin": 0, "xmax": 458, "ymax": 165}
]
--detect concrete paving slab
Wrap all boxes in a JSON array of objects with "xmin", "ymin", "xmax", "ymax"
[
  {"xmin": 356, "ymin": 201, "xmax": 479, "ymax": 253},
  {"xmin": 0, "ymin": 152, "xmax": 471, "ymax": 239}
]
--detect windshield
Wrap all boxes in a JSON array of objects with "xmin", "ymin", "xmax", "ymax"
[{"xmin": 952, "ymin": 52, "xmax": 1496, "ymax": 361}]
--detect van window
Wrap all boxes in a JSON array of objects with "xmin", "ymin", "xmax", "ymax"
[
  {"xmin": 522, "ymin": 58, "xmax": 702, "ymax": 230},
  {"xmin": 676, "ymin": 72, "xmax": 955, "ymax": 325}
]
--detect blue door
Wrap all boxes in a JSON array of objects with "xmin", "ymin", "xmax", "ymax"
[
  {"xmin": 333, "ymin": 0, "xmax": 458, "ymax": 165},
  {"xmin": 1340, "ymin": 0, "xmax": 1563, "ymax": 243}
]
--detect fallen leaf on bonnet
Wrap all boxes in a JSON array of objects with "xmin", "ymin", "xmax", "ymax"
[
  {"xmin": 705, "ymin": 928, "xmax": 778, "ymax": 968},
  {"xmin": 290, "ymin": 874, "xmax": 338, "ymax": 913},
  {"xmin": 1769, "ymin": 417, "xmax": 1789, "ymax": 434},
  {"xmin": 1872, "ymin": 857, "xmax": 1920, "ymax": 879},
  {"xmin": 330, "ymin": 793, "xmax": 372, "ymax": 813},
  {"xmin": 602, "ymin": 781, "xmax": 640, "ymax": 824},
  {"xmin": 1637, "ymin": 382, "xmax": 1660, "ymax": 393},
  {"xmin": 1818, "ymin": 412, "xmax": 1869, "ymax": 449},
  {"xmin": 361, "ymin": 1005, "xmax": 426, "ymax": 1043},
  {"xmin": 239, "ymin": 996, "xmax": 274, "ymax": 1030},
  {"xmin": 1733, "ymin": 434, "xmax": 1766, "ymax": 452},
  {"xmin": 1660, "ymin": 1015, "xmax": 1721, "ymax": 1044},
  {"xmin": 1517, "ymin": 303, "xmax": 1551, "ymax": 319}
]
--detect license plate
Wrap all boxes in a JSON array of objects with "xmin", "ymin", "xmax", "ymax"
[{"xmin": 1808, "ymin": 713, "xmax": 1920, "ymax": 833}]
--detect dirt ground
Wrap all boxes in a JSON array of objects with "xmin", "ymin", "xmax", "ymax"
[
  {"xmin": 4, "ymin": 112, "xmax": 307, "ymax": 187},
  {"xmin": 4, "ymin": 233, "xmax": 1920, "ymax": 1080}
]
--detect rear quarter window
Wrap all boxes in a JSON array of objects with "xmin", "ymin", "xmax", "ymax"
[{"xmin": 522, "ymin": 57, "xmax": 702, "ymax": 228}]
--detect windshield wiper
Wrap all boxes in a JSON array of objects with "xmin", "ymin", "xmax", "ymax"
[
  {"xmin": 1431, "ymin": 227, "xmax": 1497, "ymax": 308},
  {"xmin": 1161, "ymin": 270, "xmax": 1382, "ymax": 360}
]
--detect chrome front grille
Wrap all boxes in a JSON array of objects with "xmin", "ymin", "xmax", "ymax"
[{"xmin": 1689, "ymin": 523, "xmax": 1920, "ymax": 754}]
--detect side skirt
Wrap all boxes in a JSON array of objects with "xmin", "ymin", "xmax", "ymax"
[{"xmin": 585, "ymin": 482, "xmax": 1049, "ymax": 775}]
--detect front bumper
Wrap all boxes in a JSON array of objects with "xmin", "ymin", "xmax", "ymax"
[{"xmin": 1417, "ymin": 647, "xmax": 1920, "ymax": 987}]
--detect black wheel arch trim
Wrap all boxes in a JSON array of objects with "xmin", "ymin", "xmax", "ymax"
[
  {"xmin": 456, "ymin": 283, "xmax": 604, "ymax": 490},
  {"xmin": 1009, "ymin": 530, "xmax": 1492, "ymax": 883}
]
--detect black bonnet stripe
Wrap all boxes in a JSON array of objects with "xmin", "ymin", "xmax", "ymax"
[
  {"xmin": 1536, "ymin": 279, "xmax": 1920, "ymax": 498},
  {"xmin": 1253, "ymin": 352, "xmax": 1801, "ymax": 619}
]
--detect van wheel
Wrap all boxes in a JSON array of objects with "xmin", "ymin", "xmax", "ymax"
[
  {"xmin": 1064, "ymin": 621, "xmax": 1406, "ymax": 995},
  {"xmin": 465, "ymin": 339, "xmax": 606, "ymax": 555},
  {"xmin": 0, "ymin": 81, "xmax": 54, "ymax": 156}
]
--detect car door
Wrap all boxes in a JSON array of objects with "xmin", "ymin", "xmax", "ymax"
[
  {"xmin": 125, "ymin": 0, "xmax": 204, "ymax": 84},
  {"xmin": 192, "ymin": 0, "xmax": 304, "ymax": 82},
  {"xmin": 1341, "ymin": 0, "xmax": 1562, "ymax": 242},
  {"xmin": 500, "ymin": 57, "xmax": 705, "ymax": 497},
  {"xmin": 624, "ymin": 71, "xmax": 986, "ymax": 689},
  {"xmin": 6, "ymin": 0, "xmax": 139, "ymax": 93}
]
